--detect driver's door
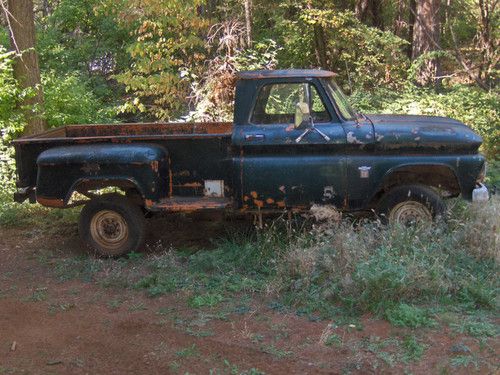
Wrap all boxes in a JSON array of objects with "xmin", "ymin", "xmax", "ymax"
[{"xmin": 232, "ymin": 80, "xmax": 347, "ymax": 210}]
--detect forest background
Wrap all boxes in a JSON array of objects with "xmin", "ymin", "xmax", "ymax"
[{"xmin": 0, "ymin": 0, "xmax": 498, "ymax": 191}]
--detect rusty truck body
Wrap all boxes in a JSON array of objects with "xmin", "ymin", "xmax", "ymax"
[{"xmin": 13, "ymin": 69, "xmax": 489, "ymax": 256}]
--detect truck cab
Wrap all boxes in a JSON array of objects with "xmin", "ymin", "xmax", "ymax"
[{"xmin": 13, "ymin": 69, "xmax": 488, "ymax": 256}]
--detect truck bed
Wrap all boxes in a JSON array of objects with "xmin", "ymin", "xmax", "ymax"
[
  {"xmin": 13, "ymin": 122, "xmax": 234, "ymax": 195},
  {"xmin": 13, "ymin": 122, "xmax": 233, "ymax": 143}
]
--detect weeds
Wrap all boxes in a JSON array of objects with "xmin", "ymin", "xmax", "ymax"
[
  {"xmin": 274, "ymin": 199, "xmax": 499, "ymax": 320},
  {"xmin": 385, "ymin": 304, "xmax": 436, "ymax": 329},
  {"xmin": 450, "ymin": 315, "xmax": 497, "ymax": 338},
  {"xmin": 175, "ymin": 344, "xmax": 199, "ymax": 358}
]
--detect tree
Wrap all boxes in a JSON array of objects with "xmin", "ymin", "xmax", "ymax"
[
  {"xmin": 5, "ymin": 0, "xmax": 46, "ymax": 134},
  {"xmin": 355, "ymin": 0, "xmax": 382, "ymax": 29},
  {"xmin": 244, "ymin": 0, "xmax": 253, "ymax": 47},
  {"xmin": 411, "ymin": 0, "xmax": 441, "ymax": 86}
]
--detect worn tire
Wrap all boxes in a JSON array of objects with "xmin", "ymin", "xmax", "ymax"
[
  {"xmin": 79, "ymin": 194, "xmax": 145, "ymax": 257},
  {"xmin": 377, "ymin": 184, "xmax": 445, "ymax": 225}
]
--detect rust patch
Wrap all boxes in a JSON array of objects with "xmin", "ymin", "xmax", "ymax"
[
  {"xmin": 250, "ymin": 191, "xmax": 258, "ymax": 199},
  {"xmin": 276, "ymin": 201, "xmax": 286, "ymax": 208},
  {"xmin": 36, "ymin": 197, "xmax": 65, "ymax": 208},
  {"xmin": 346, "ymin": 131, "xmax": 363, "ymax": 144},
  {"xmin": 253, "ymin": 199, "xmax": 264, "ymax": 208},
  {"xmin": 176, "ymin": 182, "xmax": 203, "ymax": 188},
  {"xmin": 150, "ymin": 160, "xmax": 159, "ymax": 173},
  {"xmin": 154, "ymin": 197, "xmax": 231, "ymax": 212},
  {"xmin": 168, "ymin": 157, "xmax": 173, "ymax": 197}
]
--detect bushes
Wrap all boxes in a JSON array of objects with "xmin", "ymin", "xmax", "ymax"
[
  {"xmin": 43, "ymin": 72, "xmax": 117, "ymax": 127},
  {"xmin": 131, "ymin": 198, "xmax": 499, "ymax": 323},
  {"xmin": 274, "ymin": 199, "xmax": 499, "ymax": 318}
]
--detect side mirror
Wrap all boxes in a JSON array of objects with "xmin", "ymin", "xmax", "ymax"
[{"xmin": 294, "ymin": 101, "xmax": 311, "ymax": 129}]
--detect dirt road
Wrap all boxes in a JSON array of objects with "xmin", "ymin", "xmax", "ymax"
[{"xmin": 0, "ymin": 222, "xmax": 497, "ymax": 374}]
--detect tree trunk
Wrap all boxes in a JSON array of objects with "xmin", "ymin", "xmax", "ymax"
[
  {"xmin": 477, "ymin": 0, "xmax": 496, "ymax": 87},
  {"xmin": 313, "ymin": 24, "xmax": 328, "ymax": 69},
  {"xmin": 355, "ymin": 0, "xmax": 382, "ymax": 28},
  {"xmin": 394, "ymin": 0, "xmax": 405, "ymax": 37},
  {"xmin": 244, "ymin": 0, "xmax": 252, "ymax": 48},
  {"xmin": 7, "ymin": 0, "xmax": 46, "ymax": 135},
  {"xmin": 407, "ymin": 0, "xmax": 416, "ymax": 58},
  {"xmin": 412, "ymin": 0, "xmax": 441, "ymax": 86}
]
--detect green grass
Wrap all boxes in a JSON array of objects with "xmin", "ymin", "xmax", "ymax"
[
  {"xmin": 385, "ymin": 304, "xmax": 436, "ymax": 329},
  {"xmin": 175, "ymin": 344, "xmax": 199, "ymax": 358},
  {"xmin": 3, "ymin": 179, "xmax": 498, "ymax": 336}
]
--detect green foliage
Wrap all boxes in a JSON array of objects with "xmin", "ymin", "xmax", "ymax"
[
  {"xmin": 0, "ymin": 47, "xmax": 30, "ymax": 140},
  {"xmin": 385, "ymin": 304, "xmax": 436, "ymax": 329},
  {"xmin": 112, "ymin": 0, "xmax": 209, "ymax": 120},
  {"xmin": 42, "ymin": 71, "xmax": 117, "ymax": 127},
  {"xmin": 402, "ymin": 335, "xmax": 426, "ymax": 362},
  {"xmin": 300, "ymin": 8, "xmax": 409, "ymax": 91},
  {"xmin": 37, "ymin": 0, "xmax": 132, "ymax": 102},
  {"xmin": 274, "ymin": 199, "xmax": 499, "ymax": 320},
  {"xmin": 450, "ymin": 315, "xmax": 497, "ymax": 338}
]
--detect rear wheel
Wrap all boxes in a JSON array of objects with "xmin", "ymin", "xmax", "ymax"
[
  {"xmin": 79, "ymin": 194, "xmax": 145, "ymax": 257},
  {"xmin": 377, "ymin": 184, "xmax": 445, "ymax": 225}
]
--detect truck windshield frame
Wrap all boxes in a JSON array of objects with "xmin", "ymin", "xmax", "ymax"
[{"xmin": 323, "ymin": 78, "xmax": 357, "ymax": 121}]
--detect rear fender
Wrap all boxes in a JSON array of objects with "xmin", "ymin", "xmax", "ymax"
[{"xmin": 35, "ymin": 143, "xmax": 169, "ymax": 208}]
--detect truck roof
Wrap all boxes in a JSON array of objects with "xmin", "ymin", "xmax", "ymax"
[{"xmin": 237, "ymin": 69, "xmax": 335, "ymax": 80}]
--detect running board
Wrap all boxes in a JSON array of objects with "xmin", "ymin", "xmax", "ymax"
[{"xmin": 152, "ymin": 196, "xmax": 232, "ymax": 212}]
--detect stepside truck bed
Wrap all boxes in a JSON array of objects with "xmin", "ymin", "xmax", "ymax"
[{"xmin": 13, "ymin": 122, "xmax": 234, "ymax": 205}]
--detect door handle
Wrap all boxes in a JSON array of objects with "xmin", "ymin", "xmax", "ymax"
[{"xmin": 245, "ymin": 134, "xmax": 265, "ymax": 141}]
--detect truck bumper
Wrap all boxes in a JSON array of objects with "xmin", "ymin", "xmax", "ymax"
[{"xmin": 472, "ymin": 183, "xmax": 489, "ymax": 203}]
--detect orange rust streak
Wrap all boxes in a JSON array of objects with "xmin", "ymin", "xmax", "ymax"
[
  {"xmin": 174, "ymin": 182, "xmax": 203, "ymax": 188},
  {"xmin": 253, "ymin": 199, "xmax": 264, "ymax": 208},
  {"xmin": 150, "ymin": 160, "xmax": 159, "ymax": 173},
  {"xmin": 168, "ymin": 157, "xmax": 173, "ymax": 197},
  {"xmin": 65, "ymin": 122, "xmax": 233, "ymax": 138},
  {"xmin": 36, "ymin": 197, "xmax": 65, "ymax": 208},
  {"xmin": 155, "ymin": 197, "xmax": 231, "ymax": 212}
]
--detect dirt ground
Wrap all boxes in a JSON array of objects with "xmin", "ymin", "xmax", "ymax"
[{"xmin": 0, "ymin": 218, "xmax": 498, "ymax": 375}]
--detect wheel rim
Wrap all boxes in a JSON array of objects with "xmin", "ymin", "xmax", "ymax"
[
  {"xmin": 388, "ymin": 201, "xmax": 432, "ymax": 226},
  {"xmin": 90, "ymin": 210, "xmax": 129, "ymax": 251}
]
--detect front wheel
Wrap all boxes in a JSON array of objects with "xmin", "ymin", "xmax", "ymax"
[
  {"xmin": 79, "ymin": 194, "xmax": 146, "ymax": 257},
  {"xmin": 377, "ymin": 184, "xmax": 445, "ymax": 226}
]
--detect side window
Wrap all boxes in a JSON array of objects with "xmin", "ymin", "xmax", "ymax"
[{"xmin": 251, "ymin": 83, "xmax": 331, "ymax": 125}]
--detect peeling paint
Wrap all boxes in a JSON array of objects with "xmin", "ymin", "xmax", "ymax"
[{"xmin": 346, "ymin": 131, "xmax": 363, "ymax": 144}]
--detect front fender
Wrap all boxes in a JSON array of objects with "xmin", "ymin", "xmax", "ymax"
[{"xmin": 36, "ymin": 143, "xmax": 169, "ymax": 207}]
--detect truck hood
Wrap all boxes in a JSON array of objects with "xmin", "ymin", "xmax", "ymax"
[{"xmin": 366, "ymin": 114, "xmax": 483, "ymax": 152}]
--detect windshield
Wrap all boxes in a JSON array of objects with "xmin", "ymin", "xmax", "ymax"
[{"xmin": 324, "ymin": 78, "xmax": 357, "ymax": 121}]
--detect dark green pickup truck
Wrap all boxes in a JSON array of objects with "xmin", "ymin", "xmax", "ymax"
[{"xmin": 13, "ymin": 69, "xmax": 489, "ymax": 256}]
